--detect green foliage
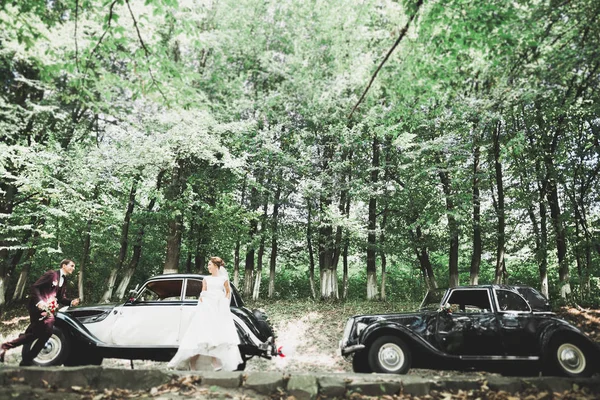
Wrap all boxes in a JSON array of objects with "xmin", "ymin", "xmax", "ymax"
[{"xmin": 1, "ymin": 0, "xmax": 600, "ymax": 308}]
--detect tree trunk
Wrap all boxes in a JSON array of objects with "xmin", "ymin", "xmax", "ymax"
[
  {"xmin": 78, "ymin": 217, "xmax": 93, "ymax": 302},
  {"xmin": 342, "ymin": 151, "xmax": 352, "ymax": 300},
  {"xmin": 366, "ymin": 134, "xmax": 380, "ymax": 300},
  {"xmin": 439, "ymin": 169, "xmax": 459, "ymax": 287},
  {"xmin": 253, "ymin": 197, "xmax": 269, "ymax": 300},
  {"xmin": 12, "ymin": 263, "xmax": 30, "ymax": 301},
  {"xmin": 319, "ymin": 194, "xmax": 338, "ymax": 300},
  {"xmin": 470, "ymin": 137, "xmax": 482, "ymax": 285},
  {"xmin": 545, "ymin": 162, "xmax": 570, "ymax": 298},
  {"xmin": 307, "ymin": 198, "xmax": 317, "ymax": 299},
  {"xmin": 268, "ymin": 183, "xmax": 282, "ymax": 298},
  {"xmin": 101, "ymin": 179, "xmax": 137, "ymax": 302},
  {"xmin": 379, "ymin": 193, "xmax": 389, "ymax": 300},
  {"xmin": 244, "ymin": 175, "xmax": 262, "ymax": 297},
  {"xmin": 492, "ymin": 121, "xmax": 506, "ymax": 284},
  {"xmin": 0, "ymin": 182, "xmax": 17, "ymax": 306},
  {"xmin": 164, "ymin": 161, "xmax": 186, "ymax": 274},
  {"xmin": 12, "ymin": 245, "xmax": 37, "ymax": 301},
  {"xmin": 535, "ymin": 105, "xmax": 570, "ymax": 299},
  {"xmin": 413, "ymin": 226, "xmax": 438, "ymax": 290},
  {"xmin": 379, "ymin": 141, "xmax": 392, "ymax": 300},
  {"xmin": 233, "ymin": 240, "xmax": 241, "ymax": 288},
  {"xmin": 114, "ymin": 171, "xmax": 164, "ymax": 300},
  {"xmin": 233, "ymin": 176, "xmax": 247, "ymax": 288}
]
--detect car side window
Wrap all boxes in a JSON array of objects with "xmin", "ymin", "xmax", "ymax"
[
  {"xmin": 495, "ymin": 290, "xmax": 530, "ymax": 312},
  {"xmin": 136, "ymin": 286, "xmax": 160, "ymax": 302},
  {"xmin": 445, "ymin": 289, "xmax": 492, "ymax": 313},
  {"xmin": 184, "ymin": 279, "xmax": 203, "ymax": 300},
  {"xmin": 136, "ymin": 280, "xmax": 183, "ymax": 302}
]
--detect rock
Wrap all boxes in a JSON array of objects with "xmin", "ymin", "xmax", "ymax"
[
  {"xmin": 200, "ymin": 371, "xmax": 243, "ymax": 388},
  {"xmin": 346, "ymin": 375, "xmax": 402, "ymax": 397},
  {"xmin": 318, "ymin": 375, "xmax": 347, "ymax": 398},
  {"xmin": 287, "ymin": 374, "xmax": 318, "ymax": 400},
  {"xmin": 96, "ymin": 367, "xmax": 171, "ymax": 390},
  {"xmin": 243, "ymin": 372, "xmax": 285, "ymax": 394},
  {"xmin": 0, "ymin": 366, "xmax": 98, "ymax": 388},
  {"xmin": 486, "ymin": 376, "xmax": 527, "ymax": 393},
  {"xmin": 401, "ymin": 376, "xmax": 432, "ymax": 396}
]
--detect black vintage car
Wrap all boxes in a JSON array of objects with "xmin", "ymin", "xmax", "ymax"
[
  {"xmin": 340, "ymin": 285, "xmax": 600, "ymax": 377},
  {"xmin": 22, "ymin": 274, "xmax": 279, "ymax": 369}
]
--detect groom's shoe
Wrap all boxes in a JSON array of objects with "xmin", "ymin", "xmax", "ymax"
[{"xmin": 19, "ymin": 359, "xmax": 33, "ymax": 367}]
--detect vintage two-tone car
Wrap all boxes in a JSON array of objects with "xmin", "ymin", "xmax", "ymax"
[
  {"xmin": 340, "ymin": 284, "xmax": 600, "ymax": 377},
  {"xmin": 22, "ymin": 274, "xmax": 279, "ymax": 369}
]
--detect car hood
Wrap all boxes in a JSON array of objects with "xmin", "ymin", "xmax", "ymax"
[
  {"xmin": 63, "ymin": 304, "xmax": 119, "ymax": 318},
  {"xmin": 353, "ymin": 311, "xmax": 436, "ymax": 330}
]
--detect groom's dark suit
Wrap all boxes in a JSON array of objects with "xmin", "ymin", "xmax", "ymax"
[{"xmin": 1, "ymin": 269, "xmax": 74, "ymax": 365}]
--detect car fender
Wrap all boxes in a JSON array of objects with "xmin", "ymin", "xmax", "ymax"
[
  {"xmin": 55, "ymin": 312, "xmax": 104, "ymax": 348},
  {"xmin": 360, "ymin": 321, "xmax": 445, "ymax": 358},
  {"xmin": 538, "ymin": 322, "xmax": 600, "ymax": 371}
]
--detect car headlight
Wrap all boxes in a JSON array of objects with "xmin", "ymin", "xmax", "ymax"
[{"xmin": 356, "ymin": 322, "xmax": 367, "ymax": 336}]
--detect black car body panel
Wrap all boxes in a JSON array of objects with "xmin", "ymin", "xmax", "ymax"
[{"xmin": 340, "ymin": 285, "xmax": 600, "ymax": 376}]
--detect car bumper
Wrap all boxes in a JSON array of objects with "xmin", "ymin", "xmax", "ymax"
[{"xmin": 339, "ymin": 343, "xmax": 366, "ymax": 357}]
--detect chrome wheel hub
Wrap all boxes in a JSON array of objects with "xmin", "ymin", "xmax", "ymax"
[
  {"xmin": 378, "ymin": 343, "xmax": 404, "ymax": 372},
  {"xmin": 557, "ymin": 343, "xmax": 586, "ymax": 375},
  {"xmin": 33, "ymin": 334, "xmax": 61, "ymax": 365}
]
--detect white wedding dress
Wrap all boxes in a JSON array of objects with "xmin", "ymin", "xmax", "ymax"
[{"xmin": 167, "ymin": 275, "xmax": 242, "ymax": 370}]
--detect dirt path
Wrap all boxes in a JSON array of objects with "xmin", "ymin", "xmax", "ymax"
[{"xmin": 2, "ymin": 301, "xmax": 599, "ymax": 378}]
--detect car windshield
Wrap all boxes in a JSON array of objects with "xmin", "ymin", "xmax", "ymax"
[{"xmin": 419, "ymin": 289, "xmax": 445, "ymax": 311}]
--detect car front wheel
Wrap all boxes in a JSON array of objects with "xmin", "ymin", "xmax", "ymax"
[
  {"xmin": 546, "ymin": 339, "xmax": 593, "ymax": 377},
  {"xmin": 22, "ymin": 325, "xmax": 71, "ymax": 366},
  {"xmin": 368, "ymin": 336, "xmax": 411, "ymax": 374}
]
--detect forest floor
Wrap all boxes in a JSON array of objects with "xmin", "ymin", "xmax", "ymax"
[{"xmin": 1, "ymin": 299, "xmax": 600, "ymax": 375}]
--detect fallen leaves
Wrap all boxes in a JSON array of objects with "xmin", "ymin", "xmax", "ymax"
[{"xmin": 340, "ymin": 381, "xmax": 599, "ymax": 400}]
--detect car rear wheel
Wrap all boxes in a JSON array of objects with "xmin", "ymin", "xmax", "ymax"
[
  {"xmin": 546, "ymin": 339, "xmax": 593, "ymax": 377},
  {"xmin": 22, "ymin": 325, "xmax": 70, "ymax": 366},
  {"xmin": 368, "ymin": 336, "xmax": 411, "ymax": 374},
  {"xmin": 351, "ymin": 350, "xmax": 371, "ymax": 373}
]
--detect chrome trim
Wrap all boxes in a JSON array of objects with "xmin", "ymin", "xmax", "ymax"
[
  {"xmin": 460, "ymin": 355, "xmax": 539, "ymax": 360},
  {"xmin": 341, "ymin": 344, "xmax": 366, "ymax": 355},
  {"xmin": 493, "ymin": 289, "xmax": 532, "ymax": 314},
  {"xmin": 443, "ymin": 287, "xmax": 494, "ymax": 313},
  {"xmin": 233, "ymin": 314, "xmax": 267, "ymax": 348},
  {"xmin": 340, "ymin": 318, "xmax": 355, "ymax": 349},
  {"xmin": 95, "ymin": 344, "xmax": 177, "ymax": 349}
]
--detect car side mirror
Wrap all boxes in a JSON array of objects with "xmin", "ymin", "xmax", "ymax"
[{"xmin": 126, "ymin": 284, "xmax": 140, "ymax": 303}]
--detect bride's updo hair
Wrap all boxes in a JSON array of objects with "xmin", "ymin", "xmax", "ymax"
[{"xmin": 210, "ymin": 256, "xmax": 225, "ymax": 268}]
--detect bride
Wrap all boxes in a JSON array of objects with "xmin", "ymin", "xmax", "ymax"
[{"xmin": 168, "ymin": 257, "xmax": 242, "ymax": 371}]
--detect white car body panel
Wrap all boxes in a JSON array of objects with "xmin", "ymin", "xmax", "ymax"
[
  {"xmin": 84, "ymin": 312, "xmax": 119, "ymax": 344},
  {"xmin": 110, "ymin": 303, "xmax": 183, "ymax": 346}
]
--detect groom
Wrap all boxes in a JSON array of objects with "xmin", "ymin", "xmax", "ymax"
[{"xmin": 1, "ymin": 259, "xmax": 80, "ymax": 366}]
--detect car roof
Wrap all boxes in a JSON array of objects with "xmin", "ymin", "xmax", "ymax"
[
  {"xmin": 442, "ymin": 284, "xmax": 526, "ymax": 290},
  {"xmin": 146, "ymin": 273, "xmax": 208, "ymax": 281}
]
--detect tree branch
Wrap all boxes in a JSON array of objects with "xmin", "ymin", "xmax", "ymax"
[
  {"xmin": 125, "ymin": 0, "xmax": 168, "ymax": 103},
  {"xmin": 349, "ymin": 0, "xmax": 423, "ymax": 119},
  {"xmin": 89, "ymin": 0, "xmax": 118, "ymax": 62},
  {"xmin": 74, "ymin": 0, "xmax": 79, "ymax": 72}
]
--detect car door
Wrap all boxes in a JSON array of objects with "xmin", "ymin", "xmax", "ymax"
[
  {"xmin": 435, "ymin": 288, "xmax": 502, "ymax": 356},
  {"xmin": 494, "ymin": 289, "xmax": 538, "ymax": 356},
  {"xmin": 180, "ymin": 278, "xmax": 203, "ymax": 342},
  {"xmin": 110, "ymin": 278, "xmax": 184, "ymax": 346}
]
